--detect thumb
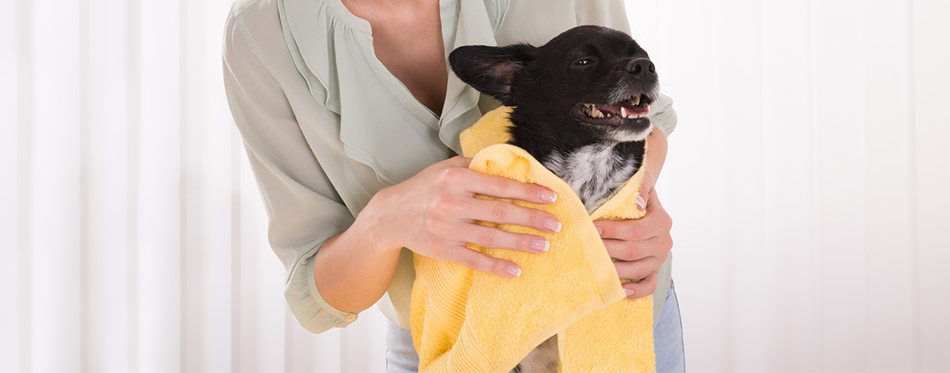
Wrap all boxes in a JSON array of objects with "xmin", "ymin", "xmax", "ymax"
[{"xmin": 636, "ymin": 170, "xmax": 656, "ymax": 211}]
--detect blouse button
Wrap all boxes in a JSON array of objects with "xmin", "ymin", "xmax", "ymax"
[{"xmin": 345, "ymin": 314, "xmax": 357, "ymax": 323}]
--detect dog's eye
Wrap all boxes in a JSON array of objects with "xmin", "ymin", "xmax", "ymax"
[{"xmin": 574, "ymin": 58, "xmax": 593, "ymax": 66}]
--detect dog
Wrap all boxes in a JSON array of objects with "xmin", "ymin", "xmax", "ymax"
[{"xmin": 448, "ymin": 25, "xmax": 660, "ymax": 371}]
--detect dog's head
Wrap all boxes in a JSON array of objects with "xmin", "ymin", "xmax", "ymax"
[{"xmin": 450, "ymin": 25, "xmax": 658, "ymax": 144}]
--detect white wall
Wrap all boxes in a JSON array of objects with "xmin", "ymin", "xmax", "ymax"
[
  {"xmin": 629, "ymin": 0, "xmax": 950, "ymax": 371},
  {"xmin": 1, "ymin": 0, "xmax": 948, "ymax": 372}
]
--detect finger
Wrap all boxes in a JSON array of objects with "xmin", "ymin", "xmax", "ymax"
[
  {"xmin": 444, "ymin": 245, "xmax": 523, "ymax": 278},
  {"xmin": 645, "ymin": 187, "xmax": 662, "ymax": 212},
  {"xmin": 636, "ymin": 171, "xmax": 655, "ymax": 211},
  {"xmin": 622, "ymin": 272, "xmax": 659, "ymax": 298},
  {"xmin": 594, "ymin": 219, "xmax": 635, "ymax": 241},
  {"xmin": 594, "ymin": 219, "xmax": 652, "ymax": 242},
  {"xmin": 613, "ymin": 257, "xmax": 662, "ymax": 282},
  {"xmin": 466, "ymin": 172, "xmax": 558, "ymax": 204},
  {"xmin": 461, "ymin": 224, "xmax": 550, "ymax": 253},
  {"xmin": 468, "ymin": 199, "xmax": 562, "ymax": 233},
  {"xmin": 594, "ymin": 209, "xmax": 671, "ymax": 242},
  {"xmin": 603, "ymin": 235, "xmax": 672, "ymax": 261},
  {"xmin": 444, "ymin": 156, "xmax": 472, "ymax": 168}
]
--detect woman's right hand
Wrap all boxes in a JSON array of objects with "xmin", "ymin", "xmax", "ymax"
[{"xmin": 361, "ymin": 156, "xmax": 562, "ymax": 278}]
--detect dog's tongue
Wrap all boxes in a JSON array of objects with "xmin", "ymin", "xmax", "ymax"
[
  {"xmin": 628, "ymin": 104, "xmax": 649, "ymax": 115},
  {"xmin": 596, "ymin": 103, "xmax": 650, "ymax": 116}
]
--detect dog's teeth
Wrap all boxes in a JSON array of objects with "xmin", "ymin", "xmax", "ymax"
[
  {"xmin": 630, "ymin": 94, "xmax": 641, "ymax": 106},
  {"xmin": 591, "ymin": 107, "xmax": 604, "ymax": 118},
  {"xmin": 620, "ymin": 106, "xmax": 628, "ymax": 118},
  {"xmin": 584, "ymin": 104, "xmax": 597, "ymax": 118}
]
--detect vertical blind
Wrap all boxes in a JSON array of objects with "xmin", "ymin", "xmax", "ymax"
[{"xmin": 2, "ymin": 0, "xmax": 948, "ymax": 372}]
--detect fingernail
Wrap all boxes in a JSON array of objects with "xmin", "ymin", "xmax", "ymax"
[
  {"xmin": 596, "ymin": 226, "xmax": 604, "ymax": 236},
  {"xmin": 507, "ymin": 265, "xmax": 522, "ymax": 277},
  {"xmin": 625, "ymin": 288, "xmax": 635, "ymax": 297},
  {"xmin": 543, "ymin": 218, "xmax": 562, "ymax": 233},
  {"xmin": 530, "ymin": 239, "xmax": 550, "ymax": 252},
  {"xmin": 636, "ymin": 195, "xmax": 646, "ymax": 210},
  {"xmin": 538, "ymin": 189, "xmax": 558, "ymax": 203}
]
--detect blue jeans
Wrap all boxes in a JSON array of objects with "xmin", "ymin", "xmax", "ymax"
[{"xmin": 386, "ymin": 280, "xmax": 685, "ymax": 372}]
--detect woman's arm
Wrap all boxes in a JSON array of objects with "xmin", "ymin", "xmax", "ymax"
[
  {"xmin": 225, "ymin": 11, "xmax": 563, "ymax": 325},
  {"xmin": 313, "ymin": 156, "xmax": 563, "ymax": 313},
  {"xmin": 225, "ymin": 12, "xmax": 375, "ymax": 332},
  {"xmin": 642, "ymin": 124, "xmax": 669, "ymax": 192}
]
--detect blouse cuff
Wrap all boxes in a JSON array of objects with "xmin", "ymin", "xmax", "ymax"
[
  {"xmin": 284, "ymin": 247, "xmax": 359, "ymax": 333},
  {"xmin": 649, "ymin": 92, "xmax": 678, "ymax": 137}
]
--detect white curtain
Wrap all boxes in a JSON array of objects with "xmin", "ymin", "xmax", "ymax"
[
  {"xmin": 2, "ymin": 0, "xmax": 948, "ymax": 372},
  {"xmin": 637, "ymin": 0, "xmax": 950, "ymax": 371}
]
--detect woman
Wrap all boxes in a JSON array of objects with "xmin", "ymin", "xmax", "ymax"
[{"xmin": 223, "ymin": 0, "xmax": 683, "ymax": 371}]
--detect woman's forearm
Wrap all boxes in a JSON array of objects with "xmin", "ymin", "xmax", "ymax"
[
  {"xmin": 645, "ymin": 128, "xmax": 669, "ymax": 182},
  {"xmin": 311, "ymin": 155, "xmax": 561, "ymax": 314},
  {"xmin": 312, "ymin": 189, "xmax": 403, "ymax": 314}
]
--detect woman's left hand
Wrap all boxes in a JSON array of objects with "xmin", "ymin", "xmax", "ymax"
[{"xmin": 592, "ymin": 170, "xmax": 673, "ymax": 299}]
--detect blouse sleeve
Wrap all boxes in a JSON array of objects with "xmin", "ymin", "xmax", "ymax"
[
  {"xmin": 223, "ymin": 11, "xmax": 359, "ymax": 334},
  {"xmin": 575, "ymin": 0, "xmax": 678, "ymax": 136}
]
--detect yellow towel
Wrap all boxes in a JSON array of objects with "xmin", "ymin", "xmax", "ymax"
[{"xmin": 410, "ymin": 106, "xmax": 655, "ymax": 372}]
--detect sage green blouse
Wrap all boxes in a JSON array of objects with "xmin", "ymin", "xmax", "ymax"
[{"xmin": 223, "ymin": 0, "xmax": 678, "ymax": 334}]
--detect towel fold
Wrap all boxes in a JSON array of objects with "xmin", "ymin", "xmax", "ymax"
[{"xmin": 410, "ymin": 106, "xmax": 655, "ymax": 372}]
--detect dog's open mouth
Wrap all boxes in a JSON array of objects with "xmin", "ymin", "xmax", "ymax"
[{"xmin": 576, "ymin": 94, "xmax": 652, "ymax": 125}]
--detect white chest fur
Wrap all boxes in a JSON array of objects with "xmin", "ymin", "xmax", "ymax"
[{"xmin": 543, "ymin": 143, "xmax": 639, "ymax": 213}]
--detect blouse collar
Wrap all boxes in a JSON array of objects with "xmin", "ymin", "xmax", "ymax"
[{"xmin": 277, "ymin": 0, "xmax": 510, "ymax": 185}]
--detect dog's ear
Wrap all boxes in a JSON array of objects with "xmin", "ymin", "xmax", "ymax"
[{"xmin": 449, "ymin": 44, "xmax": 537, "ymax": 106}]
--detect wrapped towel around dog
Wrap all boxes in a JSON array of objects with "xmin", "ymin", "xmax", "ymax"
[{"xmin": 410, "ymin": 106, "xmax": 655, "ymax": 372}]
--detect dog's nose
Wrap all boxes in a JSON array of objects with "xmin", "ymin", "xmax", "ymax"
[{"xmin": 625, "ymin": 58, "xmax": 656, "ymax": 77}]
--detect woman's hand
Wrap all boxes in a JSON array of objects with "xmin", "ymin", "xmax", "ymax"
[
  {"xmin": 362, "ymin": 156, "xmax": 561, "ymax": 278},
  {"xmin": 593, "ymin": 169, "xmax": 673, "ymax": 299}
]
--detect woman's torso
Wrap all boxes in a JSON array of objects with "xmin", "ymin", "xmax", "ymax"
[{"xmin": 228, "ymin": 0, "xmax": 647, "ymax": 330}]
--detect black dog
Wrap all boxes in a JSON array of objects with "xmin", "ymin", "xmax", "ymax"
[{"xmin": 449, "ymin": 25, "xmax": 660, "ymax": 371}]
